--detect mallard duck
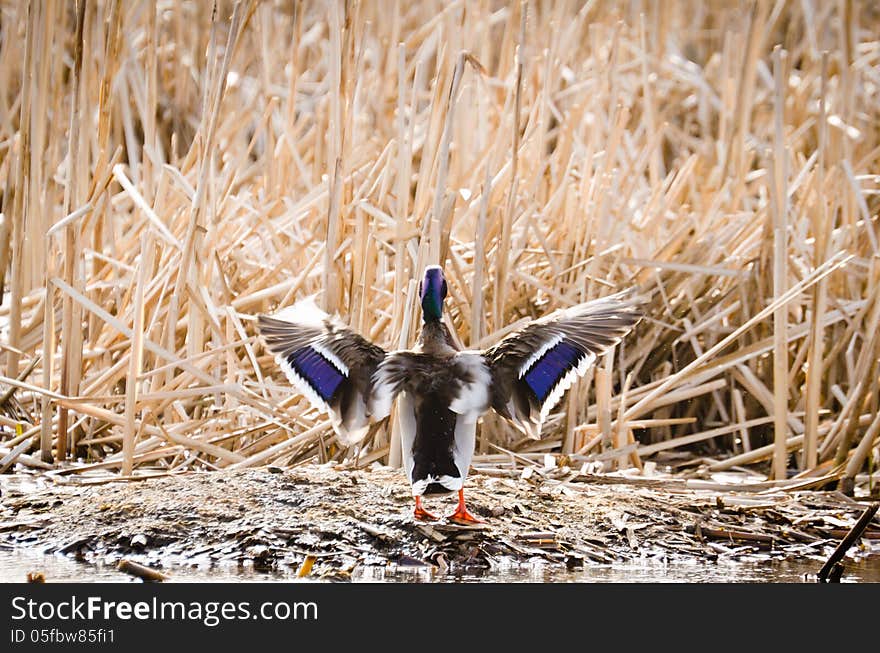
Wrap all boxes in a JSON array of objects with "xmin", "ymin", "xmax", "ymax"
[{"xmin": 257, "ymin": 266, "xmax": 641, "ymax": 523}]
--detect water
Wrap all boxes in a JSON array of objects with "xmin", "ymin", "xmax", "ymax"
[{"xmin": 2, "ymin": 548, "xmax": 878, "ymax": 583}]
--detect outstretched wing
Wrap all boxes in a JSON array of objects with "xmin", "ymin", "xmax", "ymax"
[
  {"xmin": 257, "ymin": 298, "xmax": 386, "ymax": 445},
  {"xmin": 483, "ymin": 290, "xmax": 642, "ymax": 439}
]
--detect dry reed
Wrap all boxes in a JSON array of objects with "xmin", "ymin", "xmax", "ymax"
[{"xmin": 0, "ymin": 1, "xmax": 878, "ymax": 494}]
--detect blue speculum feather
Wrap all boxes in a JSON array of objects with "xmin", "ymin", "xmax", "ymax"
[
  {"xmin": 288, "ymin": 348, "xmax": 344, "ymax": 401},
  {"xmin": 524, "ymin": 340, "xmax": 581, "ymax": 402}
]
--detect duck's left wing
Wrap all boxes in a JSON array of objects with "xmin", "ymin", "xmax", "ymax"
[
  {"xmin": 257, "ymin": 299, "xmax": 386, "ymax": 445},
  {"xmin": 483, "ymin": 291, "xmax": 642, "ymax": 439}
]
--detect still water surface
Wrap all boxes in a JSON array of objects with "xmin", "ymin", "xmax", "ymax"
[{"xmin": 1, "ymin": 548, "xmax": 878, "ymax": 583}]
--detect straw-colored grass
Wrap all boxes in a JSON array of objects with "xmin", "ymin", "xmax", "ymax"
[{"xmin": 0, "ymin": 1, "xmax": 878, "ymax": 492}]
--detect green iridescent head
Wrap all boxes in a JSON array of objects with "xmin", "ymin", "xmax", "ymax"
[{"xmin": 419, "ymin": 265, "xmax": 447, "ymax": 322}]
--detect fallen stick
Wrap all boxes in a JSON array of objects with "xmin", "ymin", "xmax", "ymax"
[
  {"xmin": 817, "ymin": 503, "xmax": 879, "ymax": 583},
  {"xmin": 53, "ymin": 470, "xmax": 185, "ymax": 485},
  {"xmin": 636, "ymin": 416, "xmax": 774, "ymax": 457},
  {"xmin": 8, "ymin": 453, "xmax": 53, "ymax": 470},
  {"xmin": 699, "ymin": 525, "xmax": 777, "ymax": 546},
  {"xmin": 117, "ymin": 559, "xmax": 169, "ymax": 582},
  {"xmin": 0, "ymin": 438, "xmax": 35, "ymax": 473},
  {"xmin": 0, "ymin": 355, "xmax": 41, "ymax": 408},
  {"xmin": 709, "ymin": 414, "xmax": 874, "ymax": 472}
]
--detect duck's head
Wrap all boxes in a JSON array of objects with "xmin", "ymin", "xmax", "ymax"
[{"xmin": 419, "ymin": 265, "xmax": 447, "ymax": 322}]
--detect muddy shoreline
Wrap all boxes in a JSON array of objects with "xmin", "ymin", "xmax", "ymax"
[{"xmin": 1, "ymin": 465, "xmax": 878, "ymax": 581}]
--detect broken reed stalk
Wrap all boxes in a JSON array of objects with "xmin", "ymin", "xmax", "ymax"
[
  {"xmin": 6, "ymin": 0, "xmax": 36, "ymax": 380},
  {"xmin": 122, "ymin": 235, "xmax": 153, "ymax": 476},
  {"xmin": 495, "ymin": 1, "xmax": 526, "ymax": 324},
  {"xmin": 817, "ymin": 502, "xmax": 879, "ymax": 582},
  {"xmin": 56, "ymin": 0, "xmax": 87, "ymax": 462},
  {"xmin": 840, "ymin": 411, "xmax": 880, "ymax": 495},
  {"xmin": 40, "ymin": 255, "xmax": 54, "ymax": 463},
  {"xmin": 429, "ymin": 53, "xmax": 465, "ymax": 266},
  {"xmin": 323, "ymin": 0, "xmax": 343, "ymax": 312},
  {"xmin": 803, "ymin": 51, "xmax": 830, "ymax": 471},
  {"xmin": 596, "ymin": 348, "xmax": 613, "ymax": 452},
  {"xmin": 0, "ymin": 2, "xmax": 876, "ymax": 489},
  {"xmin": 392, "ymin": 42, "xmax": 411, "ymax": 342},
  {"xmin": 770, "ymin": 46, "xmax": 789, "ymax": 481}
]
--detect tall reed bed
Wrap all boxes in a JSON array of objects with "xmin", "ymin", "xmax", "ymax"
[{"xmin": 0, "ymin": 1, "xmax": 877, "ymax": 491}]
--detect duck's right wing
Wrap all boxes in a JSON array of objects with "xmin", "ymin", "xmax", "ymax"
[
  {"xmin": 257, "ymin": 299, "xmax": 387, "ymax": 445},
  {"xmin": 482, "ymin": 291, "xmax": 643, "ymax": 439}
]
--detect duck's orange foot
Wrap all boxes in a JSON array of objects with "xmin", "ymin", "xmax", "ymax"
[
  {"xmin": 448, "ymin": 506, "xmax": 484, "ymax": 525},
  {"xmin": 448, "ymin": 489, "xmax": 484, "ymax": 524},
  {"xmin": 413, "ymin": 497, "xmax": 438, "ymax": 522}
]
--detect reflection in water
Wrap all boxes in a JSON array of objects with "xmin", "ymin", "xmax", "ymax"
[{"xmin": 1, "ymin": 549, "xmax": 879, "ymax": 583}]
